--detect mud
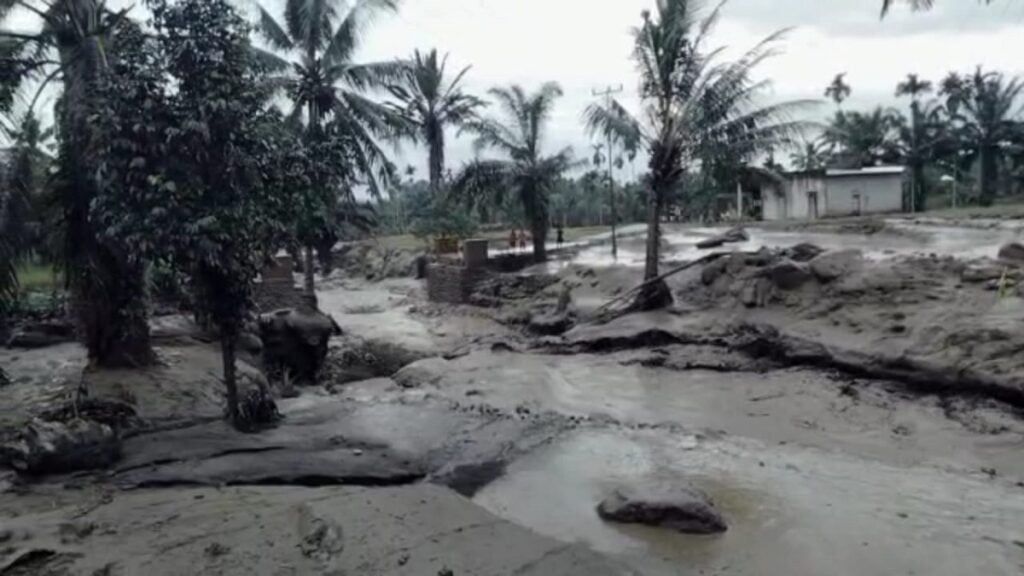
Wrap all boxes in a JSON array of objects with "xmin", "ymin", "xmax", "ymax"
[{"xmin": 2, "ymin": 215, "xmax": 1024, "ymax": 575}]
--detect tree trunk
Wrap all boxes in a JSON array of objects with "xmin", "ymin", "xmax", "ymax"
[
  {"xmin": 428, "ymin": 125, "xmax": 445, "ymax": 196},
  {"xmin": 303, "ymin": 245, "xmax": 317, "ymax": 308},
  {"xmin": 912, "ymin": 162, "xmax": 927, "ymax": 212},
  {"xmin": 980, "ymin": 145, "xmax": 997, "ymax": 207},
  {"xmin": 636, "ymin": 180, "xmax": 673, "ymax": 311},
  {"xmin": 532, "ymin": 220, "xmax": 548, "ymax": 263},
  {"xmin": 221, "ymin": 329, "xmax": 239, "ymax": 427},
  {"xmin": 77, "ymin": 248, "xmax": 156, "ymax": 368}
]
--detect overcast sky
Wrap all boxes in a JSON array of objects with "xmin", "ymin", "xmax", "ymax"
[{"xmin": 6, "ymin": 0, "xmax": 1024, "ymax": 174}]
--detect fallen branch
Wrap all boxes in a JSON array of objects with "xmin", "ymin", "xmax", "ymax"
[{"xmin": 590, "ymin": 252, "xmax": 737, "ymax": 322}]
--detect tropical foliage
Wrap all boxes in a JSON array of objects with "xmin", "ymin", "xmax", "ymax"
[
  {"xmin": 253, "ymin": 0, "xmax": 405, "ymax": 296},
  {"xmin": 584, "ymin": 0, "xmax": 808, "ymax": 309},
  {"xmin": 388, "ymin": 49, "xmax": 484, "ymax": 194},
  {"xmin": 452, "ymin": 83, "xmax": 575, "ymax": 262}
]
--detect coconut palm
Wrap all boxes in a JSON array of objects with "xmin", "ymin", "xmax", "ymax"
[
  {"xmin": 824, "ymin": 107, "xmax": 900, "ymax": 167},
  {"xmin": 825, "ymin": 73, "xmax": 851, "ymax": 109},
  {"xmin": 790, "ymin": 138, "xmax": 830, "ymax": 171},
  {"xmin": 452, "ymin": 82, "xmax": 574, "ymax": 262},
  {"xmin": 583, "ymin": 0, "xmax": 810, "ymax": 309},
  {"xmin": 1, "ymin": 0, "xmax": 155, "ymax": 366},
  {"xmin": 253, "ymin": 0, "xmax": 406, "ymax": 295},
  {"xmin": 896, "ymin": 74, "xmax": 937, "ymax": 211},
  {"xmin": 957, "ymin": 68, "xmax": 1024, "ymax": 206},
  {"xmin": 388, "ymin": 49, "xmax": 483, "ymax": 195}
]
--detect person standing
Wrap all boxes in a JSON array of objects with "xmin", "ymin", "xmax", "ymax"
[
  {"xmin": 556, "ymin": 224, "xmax": 565, "ymax": 248},
  {"xmin": 519, "ymin": 229, "xmax": 528, "ymax": 252},
  {"xmin": 508, "ymin": 229, "xmax": 518, "ymax": 253}
]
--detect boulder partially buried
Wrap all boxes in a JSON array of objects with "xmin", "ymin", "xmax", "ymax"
[
  {"xmin": 1, "ymin": 418, "xmax": 121, "ymax": 475},
  {"xmin": 809, "ymin": 249, "xmax": 864, "ymax": 282},
  {"xmin": 259, "ymin": 308, "xmax": 341, "ymax": 387},
  {"xmin": 767, "ymin": 259, "xmax": 814, "ymax": 290},
  {"xmin": 597, "ymin": 484, "xmax": 727, "ymax": 534},
  {"xmin": 997, "ymin": 242, "xmax": 1024, "ymax": 265}
]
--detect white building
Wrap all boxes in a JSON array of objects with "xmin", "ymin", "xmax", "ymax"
[{"xmin": 762, "ymin": 166, "xmax": 906, "ymax": 220}]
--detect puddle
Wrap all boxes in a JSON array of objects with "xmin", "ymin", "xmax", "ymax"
[{"xmin": 475, "ymin": 429, "xmax": 1024, "ymax": 576}]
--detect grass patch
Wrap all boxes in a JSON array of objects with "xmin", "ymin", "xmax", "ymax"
[{"xmin": 15, "ymin": 262, "xmax": 60, "ymax": 292}]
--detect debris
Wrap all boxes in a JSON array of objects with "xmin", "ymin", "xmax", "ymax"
[{"xmin": 696, "ymin": 227, "xmax": 749, "ymax": 250}]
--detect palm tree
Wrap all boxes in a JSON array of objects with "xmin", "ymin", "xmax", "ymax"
[
  {"xmin": 790, "ymin": 138, "xmax": 830, "ymax": 171},
  {"xmin": 957, "ymin": 68, "xmax": 1024, "ymax": 206},
  {"xmin": 388, "ymin": 49, "xmax": 483, "ymax": 195},
  {"xmin": 1, "ymin": 1, "xmax": 155, "ymax": 367},
  {"xmin": 584, "ymin": 0, "xmax": 809, "ymax": 310},
  {"xmin": 895, "ymin": 74, "xmax": 936, "ymax": 210},
  {"xmin": 253, "ymin": 0, "xmax": 406, "ymax": 296},
  {"xmin": 824, "ymin": 107, "xmax": 900, "ymax": 167},
  {"xmin": 452, "ymin": 83, "xmax": 574, "ymax": 262},
  {"xmin": 825, "ymin": 73, "xmax": 851, "ymax": 109}
]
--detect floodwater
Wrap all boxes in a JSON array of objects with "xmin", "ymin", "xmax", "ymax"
[
  {"xmin": 558, "ymin": 221, "xmax": 1024, "ymax": 269},
  {"xmin": 475, "ymin": 429, "xmax": 1024, "ymax": 576},
  {"xmin": 403, "ymin": 350, "xmax": 1024, "ymax": 576}
]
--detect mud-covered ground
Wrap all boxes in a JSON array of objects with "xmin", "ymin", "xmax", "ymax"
[{"xmin": 2, "ymin": 215, "xmax": 1024, "ymax": 575}]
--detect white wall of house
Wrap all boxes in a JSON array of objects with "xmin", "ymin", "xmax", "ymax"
[
  {"xmin": 761, "ymin": 168, "xmax": 905, "ymax": 221},
  {"xmin": 824, "ymin": 173, "xmax": 904, "ymax": 216}
]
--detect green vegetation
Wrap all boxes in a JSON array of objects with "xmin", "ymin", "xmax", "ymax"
[{"xmin": 584, "ymin": 0, "xmax": 808, "ymax": 308}]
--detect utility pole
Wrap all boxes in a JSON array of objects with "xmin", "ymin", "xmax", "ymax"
[{"xmin": 593, "ymin": 84, "xmax": 624, "ymax": 259}]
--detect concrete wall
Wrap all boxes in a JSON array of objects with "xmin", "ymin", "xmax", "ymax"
[
  {"xmin": 762, "ymin": 185, "xmax": 788, "ymax": 221},
  {"xmin": 787, "ymin": 175, "xmax": 825, "ymax": 220},
  {"xmin": 825, "ymin": 174, "xmax": 904, "ymax": 216}
]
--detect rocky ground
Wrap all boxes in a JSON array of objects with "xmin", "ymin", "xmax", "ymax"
[{"xmin": 2, "ymin": 215, "xmax": 1024, "ymax": 575}]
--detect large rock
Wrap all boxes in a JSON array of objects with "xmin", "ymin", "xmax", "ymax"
[
  {"xmin": 809, "ymin": 249, "xmax": 864, "ymax": 282},
  {"xmin": 259, "ymin": 308, "xmax": 342, "ymax": 388},
  {"xmin": 767, "ymin": 259, "xmax": 814, "ymax": 290},
  {"xmin": 1, "ymin": 418, "xmax": 121, "ymax": 475},
  {"xmin": 997, "ymin": 242, "xmax": 1024, "ymax": 264},
  {"xmin": 786, "ymin": 242, "xmax": 825, "ymax": 263},
  {"xmin": 596, "ymin": 484, "xmax": 727, "ymax": 534},
  {"xmin": 696, "ymin": 227, "xmax": 749, "ymax": 250}
]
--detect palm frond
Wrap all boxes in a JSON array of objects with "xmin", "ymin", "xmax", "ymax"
[
  {"xmin": 583, "ymin": 99, "xmax": 644, "ymax": 149},
  {"xmin": 324, "ymin": 0, "xmax": 398, "ymax": 65},
  {"xmin": 450, "ymin": 159, "xmax": 513, "ymax": 209},
  {"xmin": 253, "ymin": 2, "xmax": 294, "ymax": 51}
]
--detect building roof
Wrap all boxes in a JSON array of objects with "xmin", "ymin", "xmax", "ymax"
[{"xmin": 826, "ymin": 166, "xmax": 905, "ymax": 177}]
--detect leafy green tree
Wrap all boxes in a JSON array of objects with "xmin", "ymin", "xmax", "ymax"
[
  {"xmin": 584, "ymin": 0, "xmax": 807, "ymax": 309},
  {"xmin": 953, "ymin": 68, "xmax": 1023, "ymax": 206},
  {"xmin": 789, "ymin": 139, "xmax": 829, "ymax": 171},
  {"xmin": 453, "ymin": 83, "xmax": 574, "ymax": 262},
  {"xmin": 824, "ymin": 107, "xmax": 900, "ymax": 167},
  {"xmin": 1, "ymin": 0, "xmax": 157, "ymax": 366},
  {"xmin": 253, "ymin": 0, "xmax": 405, "ymax": 296},
  {"xmin": 1, "ymin": 111, "xmax": 49, "ymax": 311},
  {"xmin": 388, "ymin": 49, "xmax": 484, "ymax": 195},
  {"xmin": 94, "ymin": 0, "xmax": 298, "ymax": 425}
]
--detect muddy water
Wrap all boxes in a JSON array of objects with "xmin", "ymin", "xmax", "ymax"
[
  {"xmin": 475, "ymin": 428, "xmax": 1024, "ymax": 576},
  {"xmin": 564, "ymin": 222, "xmax": 1023, "ymax": 268},
  {"xmin": 386, "ymin": 350, "xmax": 1024, "ymax": 575}
]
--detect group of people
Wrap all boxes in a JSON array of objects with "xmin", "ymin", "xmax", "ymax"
[{"xmin": 506, "ymin": 225, "xmax": 565, "ymax": 253}]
